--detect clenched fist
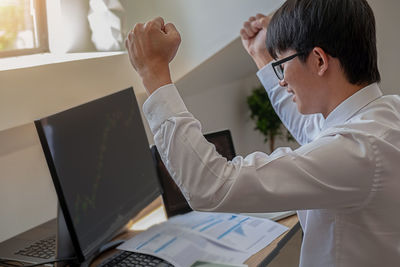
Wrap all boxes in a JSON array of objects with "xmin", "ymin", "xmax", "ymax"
[
  {"xmin": 240, "ymin": 14, "xmax": 273, "ymax": 69},
  {"xmin": 125, "ymin": 17, "xmax": 181, "ymax": 94}
]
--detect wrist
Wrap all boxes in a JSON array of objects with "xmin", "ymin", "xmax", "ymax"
[
  {"xmin": 252, "ymin": 53, "xmax": 273, "ymax": 70},
  {"xmin": 140, "ymin": 64, "xmax": 172, "ymax": 95}
]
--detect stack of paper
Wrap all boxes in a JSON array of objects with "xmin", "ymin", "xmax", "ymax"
[{"xmin": 118, "ymin": 211, "xmax": 288, "ymax": 267}]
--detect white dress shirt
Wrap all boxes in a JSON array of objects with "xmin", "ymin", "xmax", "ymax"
[{"xmin": 143, "ymin": 62, "xmax": 400, "ymax": 267}]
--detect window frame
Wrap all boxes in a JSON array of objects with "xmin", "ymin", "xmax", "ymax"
[{"xmin": 0, "ymin": 0, "xmax": 48, "ymax": 58}]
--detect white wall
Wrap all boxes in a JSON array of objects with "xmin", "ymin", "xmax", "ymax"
[
  {"xmin": 121, "ymin": 0, "xmax": 285, "ymax": 81},
  {"xmin": 367, "ymin": 0, "xmax": 400, "ymax": 95},
  {"xmin": 0, "ymin": 123, "xmax": 57, "ymax": 242},
  {"xmin": 0, "ymin": 54, "xmax": 144, "ymax": 132}
]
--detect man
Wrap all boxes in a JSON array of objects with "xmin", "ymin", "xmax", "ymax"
[{"xmin": 125, "ymin": 0, "xmax": 400, "ymax": 266}]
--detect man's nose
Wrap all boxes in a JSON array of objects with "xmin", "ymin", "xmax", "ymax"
[{"xmin": 279, "ymin": 79, "xmax": 288, "ymax": 87}]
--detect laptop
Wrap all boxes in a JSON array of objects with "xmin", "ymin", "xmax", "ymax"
[
  {"xmin": 0, "ymin": 219, "xmax": 56, "ymax": 264},
  {"xmin": 150, "ymin": 129, "xmax": 295, "ymax": 220}
]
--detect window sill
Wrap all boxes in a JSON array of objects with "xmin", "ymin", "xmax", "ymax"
[{"xmin": 0, "ymin": 51, "xmax": 126, "ymax": 71}]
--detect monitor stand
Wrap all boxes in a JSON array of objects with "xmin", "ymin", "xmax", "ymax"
[
  {"xmin": 56, "ymin": 204, "xmax": 79, "ymax": 267},
  {"xmin": 56, "ymin": 205, "xmax": 96, "ymax": 267}
]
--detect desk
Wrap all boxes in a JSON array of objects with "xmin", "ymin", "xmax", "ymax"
[{"xmin": 91, "ymin": 198, "xmax": 299, "ymax": 267}]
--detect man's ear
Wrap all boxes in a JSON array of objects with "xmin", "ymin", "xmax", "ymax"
[{"xmin": 311, "ymin": 47, "xmax": 329, "ymax": 76}]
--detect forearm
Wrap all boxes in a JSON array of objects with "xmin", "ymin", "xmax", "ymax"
[
  {"xmin": 252, "ymin": 53, "xmax": 274, "ymax": 70},
  {"xmin": 257, "ymin": 63, "xmax": 324, "ymax": 145}
]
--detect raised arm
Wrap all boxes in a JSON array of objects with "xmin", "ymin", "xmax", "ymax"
[{"xmin": 240, "ymin": 14, "xmax": 324, "ymax": 145}]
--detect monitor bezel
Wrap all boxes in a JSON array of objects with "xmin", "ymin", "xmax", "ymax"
[
  {"xmin": 35, "ymin": 119, "xmax": 85, "ymax": 261},
  {"xmin": 35, "ymin": 87, "xmax": 162, "ymax": 263}
]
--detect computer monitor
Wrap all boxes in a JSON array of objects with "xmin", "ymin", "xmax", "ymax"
[
  {"xmin": 35, "ymin": 88, "xmax": 162, "ymax": 264},
  {"xmin": 151, "ymin": 129, "xmax": 236, "ymax": 218}
]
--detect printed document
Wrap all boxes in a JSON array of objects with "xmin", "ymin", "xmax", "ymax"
[
  {"xmin": 167, "ymin": 211, "xmax": 288, "ymax": 254},
  {"xmin": 118, "ymin": 211, "xmax": 288, "ymax": 267}
]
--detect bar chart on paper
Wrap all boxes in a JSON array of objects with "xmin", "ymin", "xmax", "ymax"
[
  {"xmin": 119, "ymin": 212, "xmax": 288, "ymax": 267},
  {"xmin": 167, "ymin": 212, "xmax": 289, "ymax": 254}
]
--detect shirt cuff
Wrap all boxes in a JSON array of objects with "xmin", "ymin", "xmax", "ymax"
[
  {"xmin": 143, "ymin": 83, "xmax": 188, "ymax": 134},
  {"xmin": 256, "ymin": 62, "xmax": 280, "ymax": 93}
]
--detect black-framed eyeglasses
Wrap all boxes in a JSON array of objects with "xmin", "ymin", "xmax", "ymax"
[{"xmin": 271, "ymin": 52, "xmax": 304, "ymax": 80}]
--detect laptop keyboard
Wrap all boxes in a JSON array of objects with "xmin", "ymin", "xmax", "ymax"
[
  {"xmin": 14, "ymin": 235, "xmax": 55, "ymax": 259},
  {"xmin": 99, "ymin": 251, "xmax": 174, "ymax": 267}
]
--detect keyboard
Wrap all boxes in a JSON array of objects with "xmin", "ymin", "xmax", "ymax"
[
  {"xmin": 14, "ymin": 235, "xmax": 56, "ymax": 259},
  {"xmin": 99, "ymin": 251, "xmax": 174, "ymax": 267}
]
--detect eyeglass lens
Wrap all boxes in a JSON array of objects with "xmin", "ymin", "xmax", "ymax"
[{"xmin": 275, "ymin": 65, "xmax": 284, "ymax": 80}]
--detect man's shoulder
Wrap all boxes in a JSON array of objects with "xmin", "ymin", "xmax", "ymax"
[
  {"xmin": 317, "ymin": 109, "xmax": 400, "ymax": 143},
  {"xmin": 378, "ymin": 94, "xmax": 400, "ymax": 109},
  {"xmin": 353, "ymin": 94, "xmax": 400, "ymax": 132}
]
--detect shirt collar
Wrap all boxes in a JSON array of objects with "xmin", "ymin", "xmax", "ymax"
[{"xmin": 322, "ymin": 83, "xmax": 383, "ymax": 131}]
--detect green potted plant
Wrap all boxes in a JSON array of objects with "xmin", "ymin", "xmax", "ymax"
[{"xmin": 247, "ymin": 85, "xmax": 294, "ymax": 152}]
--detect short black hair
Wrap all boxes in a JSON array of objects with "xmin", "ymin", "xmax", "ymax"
[{"xmin": 266, "ymin": 0, "xmax": 381, "ymax": 85}]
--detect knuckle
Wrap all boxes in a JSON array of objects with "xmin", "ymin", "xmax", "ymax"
[
  {"xmin": 260, "ymin": 18, "xmax": 268, "ymax": 25},
  {"xmin": 133, "ymin": 23, "xmax": 143, "ymax": 33},
  {"xmin": 155, "ymin": 16, "xmax": 163, "ymax": 23},
  {"xmin": 250, "ymin": 20, "xmax": 257, "ymax": 27},
  {"xmin": 146, "ymin": 21, "xmax": 153, "ymax": 28}
]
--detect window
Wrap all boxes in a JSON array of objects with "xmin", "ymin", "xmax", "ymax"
[{"xmin": 0, "ymin": 0, "xmax": 48, "ymax": 58}]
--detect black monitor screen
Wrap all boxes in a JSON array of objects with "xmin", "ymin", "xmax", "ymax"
[
  {"xmin": 35, "ymin": 88, "xmax": 161, "ymax": 261},
  {"xmin": 151, "ymin": 130, "xmax": 236, "ymax": 218}
]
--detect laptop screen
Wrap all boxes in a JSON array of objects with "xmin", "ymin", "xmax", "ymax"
[
  {"xmin": 151, "ymin": 130, "xmax": 236, "ymax": 218},
  {"xmin": 35, "ymin": 88, "xmax": 161, "ymax": 262}
]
